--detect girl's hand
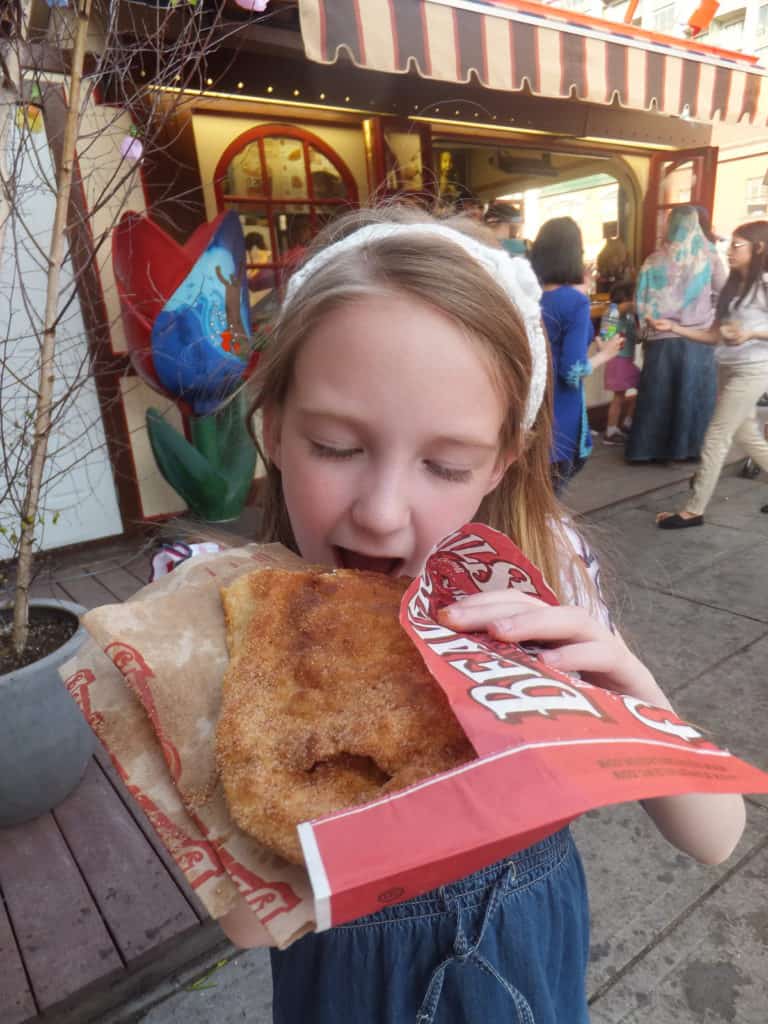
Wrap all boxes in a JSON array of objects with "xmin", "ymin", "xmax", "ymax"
[
  {"xmin": 441, "ymin": 589, "xmax": 747, "ymax": 865},
  {"xmin": 719, "ymin": 322, "xmax": 750, "ymax": 346},
  {"xmin": 440, "ymin": 590, "xmax": 669, "ymax": 708},
  {"xmin": 648, "ymin": 317, "xmax": 675, "ymax": 333},
  {"xmin": 596, "ymin": 333, "xmax": 624, "ymax": 359}
]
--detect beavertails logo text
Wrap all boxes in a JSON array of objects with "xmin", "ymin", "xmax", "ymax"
[{"xmin": 402, "ymin": 524, "xmax": 710, "ymax": 758}]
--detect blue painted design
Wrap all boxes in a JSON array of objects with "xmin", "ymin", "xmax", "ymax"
[
  {"xmin": 151, "ymin": 211, "xmax": 252, "ymax": 416},
  {"xmin": 564, "ymin": 358, "xmax": 592, "ymax": 390},
  {"xmin": 577, "ymin": 401, "xmax": 593, "ymax": 460}
]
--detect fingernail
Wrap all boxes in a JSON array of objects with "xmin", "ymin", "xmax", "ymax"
[
  {"xmin": 541, "ymin": 650, "xmax": 561, "ymax": 665},
  {"xmin": 438, "ymin": 606, "xmax": 461, "ymax": 624}
]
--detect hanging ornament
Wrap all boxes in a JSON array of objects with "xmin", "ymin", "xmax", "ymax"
[
  {"xmin": 120, "ymin": 125, "xmax": 144, "ymax": 162},
  {"xmin": 16, "ymin": 84, "xmax": 44, "ymax": 134},
  {"xmin": 234, "ymin": 0, "xmax": 270, "ymax": 11},
  {"xmin": 15, "ymin": 104, "xmax": 44, "ymax": 133}
]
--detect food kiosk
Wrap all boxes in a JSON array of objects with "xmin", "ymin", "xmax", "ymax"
[{"xmin": 45, "ymin": 0, "xmax": 768, "ymax": 531}]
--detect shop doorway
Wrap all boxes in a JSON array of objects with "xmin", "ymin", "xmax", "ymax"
[
  {"xmin": 431, "ymin": 136, "xmax": 638, "ymax": 270},
  {"xmin": 642, "ymin": 147, "xmax": 719, "ymax": 257}
]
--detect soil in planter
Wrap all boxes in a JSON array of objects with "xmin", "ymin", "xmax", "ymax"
[{"xmin": 0, "ymin": 607, "xmax": 79, "ymax": 674}]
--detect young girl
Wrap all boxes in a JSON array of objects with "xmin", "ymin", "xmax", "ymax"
[
  {"xmin": 220, "ymin": 206, "xmax": 745, "ymax": 1022},
  {"xmin": 602, "ymin": 281, "xmax": 640, "ymax": 445},
  {"xmin": 654, "ymin": 220, "xmax": 768, "ymax": 528}
]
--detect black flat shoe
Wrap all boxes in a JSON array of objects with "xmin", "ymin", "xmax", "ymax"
[
  {"xmin": 740, "ymin": 458, "xmax": 761, "ymax": 480},
  {"xmin": 657, "ymin": 514, "xmax": 704, "ymax": 530}
]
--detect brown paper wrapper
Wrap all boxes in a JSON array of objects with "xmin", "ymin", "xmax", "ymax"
[{"xmin": 65, "ymin": 543, "xmax": 317, "ymax": 949}]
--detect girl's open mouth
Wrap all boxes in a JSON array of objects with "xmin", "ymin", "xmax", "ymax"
[{"xmin": 334, "ymin": 547, "xmax": 405, "ymax": 576}]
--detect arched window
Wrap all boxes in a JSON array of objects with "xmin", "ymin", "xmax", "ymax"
[{"xmin": 213, "ymin": 125, "xmax": 358, "ymax": 328}]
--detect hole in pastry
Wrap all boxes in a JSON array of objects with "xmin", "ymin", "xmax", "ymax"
[{"xmin": 307, "ymin": 753, "xmax": 391, "ymax": 786}]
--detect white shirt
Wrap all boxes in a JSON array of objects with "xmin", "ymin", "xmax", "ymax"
[{"xmin": 717, "ymin": 276, "xmax": 768, "ymax": 365}]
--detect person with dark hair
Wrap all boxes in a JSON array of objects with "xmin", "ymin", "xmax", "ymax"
[
  {"xmin": 530, "ymin": 217, "xmax": 623, "ymax": 492},
  {"xmin": 484, "ymin": 201, "xmax": 529, "ymax": 256},
  {"xmin": 244, "ymin": 231, "xmax": 276, "ymax": 297},
  {"xmin": 530, "ymin": 216, "xmax": 585, "ymax": 286},
  {"xmin": 596, "ymin": 233, "xmax": 630, "ymax": 294},
  {"xmin": 626, "ymin": 205, "xmax": 727, "ymax": 464},
  {"xmin": 652, "ymin": 220, "xmax": 768, "ymax": 526},
  {"xmin": 244, "ymin": 231, "xmax": 265, "ymax": 251}
]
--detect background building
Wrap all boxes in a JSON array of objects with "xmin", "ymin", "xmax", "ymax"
[
  {"xmin": 4, "ymin": 0, "xmax": 762, "ymax": 552},
  {"xmin": 541, "ymin": 0, "xmax": 768, "ymax": 235}
]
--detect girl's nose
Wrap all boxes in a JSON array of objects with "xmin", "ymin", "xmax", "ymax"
[{"xmin": 350, "ymin": 469, "xmax": 411, "ymax": 537}]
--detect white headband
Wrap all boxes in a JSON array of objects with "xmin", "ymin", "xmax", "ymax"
[{"xmin": 282, "ymin": 223, "xmax": 547, "ymax": 431}]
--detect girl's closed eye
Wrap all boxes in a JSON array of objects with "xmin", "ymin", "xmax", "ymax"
[
  {"xmin": 309, "ymin": 440, "xmax": 362, "ymax": 459},
  {"xmin": 424, "ymin": 460, "xmax": 472, "ymax": 483}
]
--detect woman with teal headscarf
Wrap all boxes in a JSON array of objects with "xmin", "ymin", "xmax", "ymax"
[{"xmin": 626, "ymin": 205, "xmax": 726, "ymax": 463}]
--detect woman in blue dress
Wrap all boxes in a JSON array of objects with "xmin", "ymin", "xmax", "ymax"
[{"xmin": 530, "ymin": 217, "xmax": 621, "ymax": 493}]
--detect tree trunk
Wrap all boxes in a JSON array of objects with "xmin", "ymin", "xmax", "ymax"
[{"xmin": 12, "ymin": 2, "xmax": 92, "ymax": 655}]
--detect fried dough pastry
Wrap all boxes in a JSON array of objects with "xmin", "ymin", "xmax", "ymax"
[{"xmin": 216, "ymin": 568, "xmax": 474, "ymax": 864}]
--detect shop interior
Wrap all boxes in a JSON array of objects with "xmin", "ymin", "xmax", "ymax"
[{"xmin": 206, "ymin": 118, "xmax": 649, "ymax": 334}]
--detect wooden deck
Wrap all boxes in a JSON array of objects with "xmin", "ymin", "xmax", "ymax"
[{"xmin": 0, "ymin": 536, "xmax": 230, "ymax": 1024}]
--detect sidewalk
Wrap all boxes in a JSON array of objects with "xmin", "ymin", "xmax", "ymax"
[{"xmin": 106, "ymin": 459, "xmax": 768, "ymax": 1024}]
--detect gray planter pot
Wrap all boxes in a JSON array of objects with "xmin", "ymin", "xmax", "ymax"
[{"xmin": 0, "ymin": 599, "xmax": 95, "ymax": 827}]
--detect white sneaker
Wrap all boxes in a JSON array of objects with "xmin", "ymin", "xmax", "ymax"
[{"xmin": 603, "ymin": 428, "xmax": 627, "ymax": 446}]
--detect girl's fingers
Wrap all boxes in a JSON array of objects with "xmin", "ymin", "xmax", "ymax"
[
  {"xmin": 439, "ymin": 599, "xmax": 548, "ymax": 633},
  {"xmin": 446, "ymin": 604, "xmax": 605, "ymax": 646},
  {"xmin": 438, "ymin": 590, "xmax": 545, "ymax": 627},
  {"xmin": 442, "ymin": 595, "xmax": 660, "ymax": 702},
  {"xmin": 541, "ymin": 642, "xmax": 662, "ymax": 703},
  {"xmin": 538, "ymin": 641, "xmax": 624, "ymax": 681},
  {"xmin": 443, "ymin": 589, "xmax": 545, "ymax": 610},
  {"xmin": 487, "ymin": 608, "xmax": 604, "ymax": 645}
]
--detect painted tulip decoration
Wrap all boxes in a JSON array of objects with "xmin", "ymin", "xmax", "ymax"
[
  {"xmin": 112, "ymin": 210, "xmax": 260, "ymax": 521},
  {"xmin": 233, "ymin": 0, "xmax": 270, "ymax": 10},
  {"xmin": 149, "ymin": 211, "xmax": 258, "ymax": 416}
]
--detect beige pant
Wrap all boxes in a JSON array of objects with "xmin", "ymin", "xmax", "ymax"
[{"xmin": 685, "ymin": 360, "xmax": 768, "ymax": 515}]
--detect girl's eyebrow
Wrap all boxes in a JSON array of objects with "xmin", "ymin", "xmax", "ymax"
[
  {"xmin": 429, "ymin": 435, "xmax": 498, "ymax": 453},
  {"xmin": 298, "ymin": 409, "xmax": 497, "ymax": 452}
]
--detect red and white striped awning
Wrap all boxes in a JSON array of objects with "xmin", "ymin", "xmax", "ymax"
[{"xmin": 298, "ymin": 0, "xmax": 768, "ymax": 126}]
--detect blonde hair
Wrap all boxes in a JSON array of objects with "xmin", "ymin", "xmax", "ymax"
[{"xmin": 247, "ymin": 205, "xmax": 598, "ymax": 609}]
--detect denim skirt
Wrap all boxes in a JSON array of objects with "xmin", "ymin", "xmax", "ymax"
[
  {"xmin": 270, "ymin": 827, "xmax": 590, "ymax": 1024},
  {"xmin": 626, "ymin": 337, "xmax": 716, "ymax": 462}
]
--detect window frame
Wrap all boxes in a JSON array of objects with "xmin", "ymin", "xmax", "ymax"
[{"xmin": 213, "ymin": 123, "xmax": 359, "ymax": 297}]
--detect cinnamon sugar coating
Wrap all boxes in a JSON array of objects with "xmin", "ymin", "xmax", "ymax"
[{"xmin": 216, "ymin": 568, "xmax": 473, "ymax": 864}]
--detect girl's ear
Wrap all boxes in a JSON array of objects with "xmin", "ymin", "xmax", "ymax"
[
  {"xmin": 262, "ymin": 407, "xmax": 283, "ymax": 469},
  {"xmin": 485, "ymin": 450, "xmax": 517, "ymax": 495}
]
